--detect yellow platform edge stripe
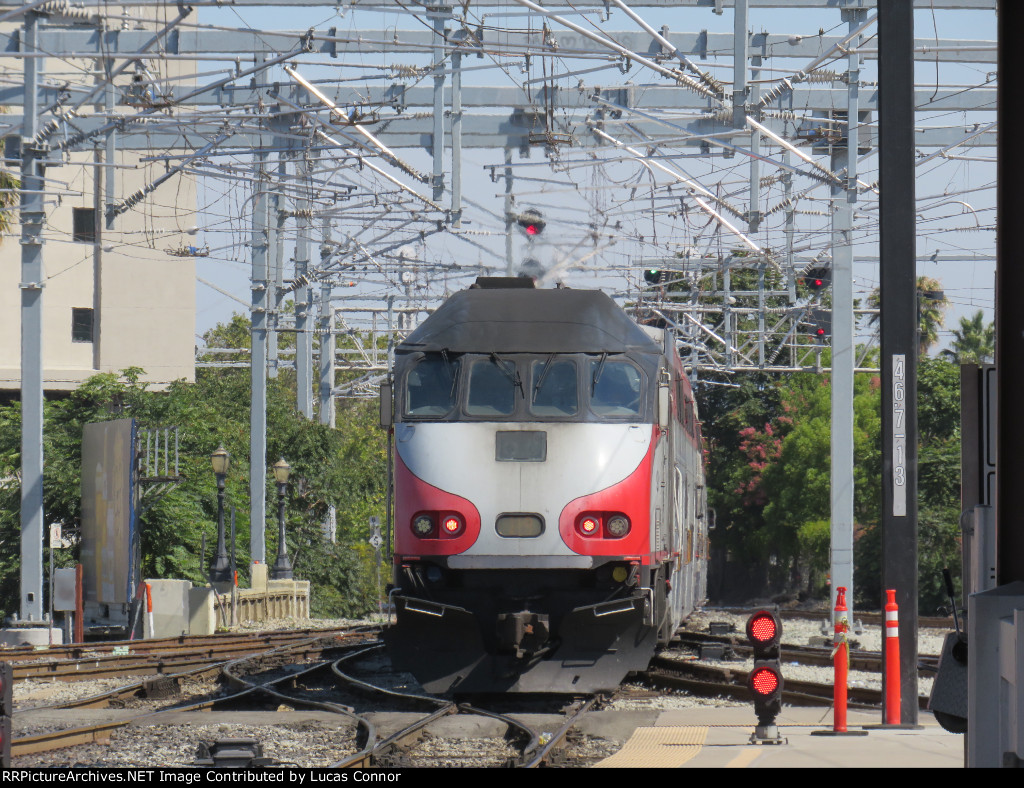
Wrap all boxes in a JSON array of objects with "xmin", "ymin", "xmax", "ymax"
[{"xmin": 593, "ymin": 726, "xmax": 709, "ymax": 768}]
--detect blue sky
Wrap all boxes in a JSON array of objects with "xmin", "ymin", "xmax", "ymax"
[{"xmin": 188, "ymin": 2, "xmax": 997, "ymax": 355}]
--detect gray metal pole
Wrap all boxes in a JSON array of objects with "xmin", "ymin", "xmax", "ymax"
[
  {"xmin": 732, "ymin": 0, "xmax": 748, "ymax": 129},
  {"xmin": 430, "ymin": 7, "xmax": 448, "ymax": 202},
  {"xmin": 19, "ymin": 10, "xmax": 44, "ymax": 622},
  {"xmin": 830, "ymin": 3, "xmax": 864, "ymax": 633},
  {"xmin": 318, "ymin": 219, "xmax": 335, "ymax": 428},
  {"xmin": 295, "ymin": 158, "xmax": 313, "ymax": 419},
  {"xmin": 250, "ymin": 147, "xmax": 269, "ymax": 566},
  {"xmin": 452, "ymin": 49, "xmax": 463, "ymax": 227},
  {"xmin": 879, "ymin": 0, "xmax": 919, "ymax": 726},
  {"xmin": 504, "ymin": 148, "xmax": 514, "ymax": 275},
  {"xmin": 267, "ymin": 132, "xmax": 287, "ymax": 380}
]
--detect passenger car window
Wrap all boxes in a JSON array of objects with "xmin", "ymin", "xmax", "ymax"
[
  {"xmin": 590, "ymin": 359, "xmax": 642, "ymax": 417},
  {"xmin": 530, "ymin": 359, "xmax": 578, "ymax": 417},
  {"xmin": 406, "ymin": 355, "xmax": 459, "ymax": 417},
  {"xmin": 467, "ymin": 357, "xmax": 517, "ymax": 416}
]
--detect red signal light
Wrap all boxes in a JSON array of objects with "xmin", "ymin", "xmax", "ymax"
[
  {"xmin": 525, "ymin": 224, "xmax": 539, "ymax": 236},
  {"xmin": 750, "ymin": 666, "xmax": 780, "ymax": 696},
  {"xmin": 814, "ymin": 278, "xmax": 823, "ymax": 287},
  {"xmin": 747, "ymin": 612, "xmax": 778, "ymax": 644}
]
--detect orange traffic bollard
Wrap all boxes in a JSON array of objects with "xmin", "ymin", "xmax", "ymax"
[
  {"xmin": 884, "ymin": 589, "xmax": 901, "ymax": 725},
  {"xmin": 833, "ymin": 586, "xmax": 849, "ymax": 732},
  {"xmin": 812, "ymin": 586, "xmax": 866, "ymax": 737}
]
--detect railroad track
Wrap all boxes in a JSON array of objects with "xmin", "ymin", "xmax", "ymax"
[
  {"xmin": 709, "ymin": 606, "xmax": 955, "ymax": 630},
  {"xmin": 11, "ymin": 631, "xmax": 378, "ymax": 760},
  {"xmin": 13, "ymin": 631, "xmax": 608, "ymax": 767},
  {"xmin": 644, "ymin": 653, "xmax": 930, "ymax": 710},
  {"xmin": 8, "ymin": 627, "xmax": 376, "ymax": 681},
  {"xmin": 669, "ymin": 631, "xmax": 940, "ymax": 674},
  {"xmin": 329, "ymin": 643, "xmax": 605, "ymax": 768}
]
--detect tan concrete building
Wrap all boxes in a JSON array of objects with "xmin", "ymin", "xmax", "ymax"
[
  {"xmin": 0, "ymin": 8, "xmax": 197, "ymax": 392},
  {"xmin": 0, "ymin": 155, "xmax": 197, "ymax": 391}
]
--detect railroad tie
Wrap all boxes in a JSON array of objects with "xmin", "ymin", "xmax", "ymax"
[{"xmin": 594, "ymin": 726, "xmax": 708, "ymax": 768}]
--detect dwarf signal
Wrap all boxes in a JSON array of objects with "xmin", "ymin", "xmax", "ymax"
[{"xmin": 746, "ymin": 610, "xmax": 786, "ymax": 744}]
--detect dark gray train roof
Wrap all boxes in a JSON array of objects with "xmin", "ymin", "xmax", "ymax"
[{"xmin": 399, "ymin": 288, "xmax": 661, "ymax": 355}]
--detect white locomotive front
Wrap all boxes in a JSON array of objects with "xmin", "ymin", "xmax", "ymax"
[{"xmin": 382, "ymin": 279, "xmax": 708, "ymax": 693}]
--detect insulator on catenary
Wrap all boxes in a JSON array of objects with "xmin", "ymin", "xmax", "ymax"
[
  {"xmin": 110, "ymin": 189, "xmax": 146, "ymax": 217},
  {"xmin": 805, "ymin": 71, "xmax": 844, "ymax": 83},
  {"xmin": 39, "ymin": 0, "xmax": 100, "ymax": 24},
  {"xmin": 33, "ymin": 120, "xmax": 60, "ymax": 146},
  {"xmin": 764, "ymin": 197, "xmax": 795, "ymax": 217},
  {"xmin": 762, "ymin": 110, "xmax": 799, "ymax": 122},
  {"xmin": 758, "ymin": 78, "xmax": 794, "ymax": 108}
]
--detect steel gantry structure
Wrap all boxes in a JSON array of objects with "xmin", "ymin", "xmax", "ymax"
[{"xmin": 1, "ymin": 1, "xmax": 995, "ymax": 687}]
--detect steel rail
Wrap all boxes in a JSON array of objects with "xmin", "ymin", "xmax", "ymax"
[
  {"xmin": 12, "ymin": 634, "xmax": 372, "ymax": 758},
  {"xmin": 1, "ymin": 626, "xmax": 364, "ymax": 662},
  {"xmin": 646, "ymin": 655, "xmax": 931, "ymax": 710},
  {"xmin": 520, "ymin": 695, "xmax": 600, "ymax": 768},
  {"xmin": 12, "ymin": 631, "xmax": 363, "ymax": 681},
  {"xmin": 670, "ymin": 631, "xmax": 940, "ymax": 672}
]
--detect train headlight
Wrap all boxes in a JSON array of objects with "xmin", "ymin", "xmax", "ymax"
[
  {"xmin": 413, "ymin": 514, "xmax": 435, "ymax": 537},
  {"xmin": 611, "ymin": 566, "xmax": 628, "ymax": 583},
  {"xmin": 606, "ymin": 515, "xmax": 630, "ymax": 537}
]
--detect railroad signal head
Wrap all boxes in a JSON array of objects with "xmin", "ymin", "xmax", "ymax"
[
  {"xmin": 517, "ymin": 208, "xmax": 546, "ymax": 236},
  {"xmin": 808, "ymin": 308, "xmax": 831, "ymax": 343},
  {"xmin": 643, "ymin": 268, "xmax": 663, "ymax": 285},
  {"xmin": 746, "ymin": 611, "xmax": 784, "ymax": 729},
  {"xmin": 746, "ymin": 610, "xmax": 782, "ymax": 659},
  {"xmin": 800, "ymin": 266, "xmax": 831, "ymax": 292}
]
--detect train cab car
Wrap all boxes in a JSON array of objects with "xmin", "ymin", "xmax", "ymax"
[{"xmin": 382, "ymin": 279, "xmax": 707, "ymax": 694}]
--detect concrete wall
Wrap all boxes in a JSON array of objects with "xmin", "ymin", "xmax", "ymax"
[{"xmin": 144, "ymin": 579, "xmax": 192, "ymax": 639}]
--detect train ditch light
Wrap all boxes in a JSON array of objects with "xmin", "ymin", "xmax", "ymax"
[{"xmin": 746, "ymin": 610, "xmax": 787, "ymax": 745}]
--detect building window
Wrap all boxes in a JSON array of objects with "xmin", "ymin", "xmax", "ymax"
[
  {"xmin": 72, "ymin": 207, "xmax": 96, "ymax": 243},
  {"xmin": 72, "ymin": 308, "xmax": 94, "ymax": 343}
]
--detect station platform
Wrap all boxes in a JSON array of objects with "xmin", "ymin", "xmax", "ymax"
[{"xmin": 592, "ymin": 707, "xmax": 964, "ymax": 768}]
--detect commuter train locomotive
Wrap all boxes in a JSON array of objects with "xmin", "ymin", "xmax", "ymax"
[{"xmin": 382, "ymin": 278, "xmax": 708, "ymax": 693}]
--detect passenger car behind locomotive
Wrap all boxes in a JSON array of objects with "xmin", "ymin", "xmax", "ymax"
[{"xmin": 382, "ymin": 279, "xmax": 708, "ymax": 693}]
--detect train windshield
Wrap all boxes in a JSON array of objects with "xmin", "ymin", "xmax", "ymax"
[
  {"xmin": 530, "ymin": 358, "xmax": 578, "ymax": 417},
  {"xmin": 589, "ymin": 359, "xmax": 642, "ymax": 417},
  {"xmin": 466, "ymin": 356, "xmax": 519, "ymax": 416},
  {"xmin": 406, "ymin": 354, "xmax": 460, "ymax": 417},
  {"xmin": 402, "ymin": 352, "xmax": 647, "ymax": 422}
]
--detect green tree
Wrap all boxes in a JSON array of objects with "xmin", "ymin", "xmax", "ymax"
[
  {"xmin": 697, "ymin": 353, "xmax": 961, "ymax": 614},
  {"xmin": 0, "ymin": 316, "xmax": 387, "ymax": 621},
  {"xmin": 865, "ymin": 276, "xmax": 950, "ymax": 357},
  {"xmin": 941, "ymin": 310, "xmax": 994, "ymax": 365}
]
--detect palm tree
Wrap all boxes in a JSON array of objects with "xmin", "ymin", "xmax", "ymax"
[
  {"xmin": 941, "ymin": 311, "xmax": 994, "ymax": 365},
  {"xmin": 0, "ymin": 169, "xmax": 17, "ymax": 238},
  {"xmin": 864, "ymin": 276, "xmax": 950, "ymax": 357}
]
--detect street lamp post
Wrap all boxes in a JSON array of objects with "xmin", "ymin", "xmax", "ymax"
[
  {"xmin": 270, "ymin": 458, "xmax": 293, "ymax": 580},
  {"xmin": 209, "ymin": 446, "xmax": 232, "ymax": 584}
]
